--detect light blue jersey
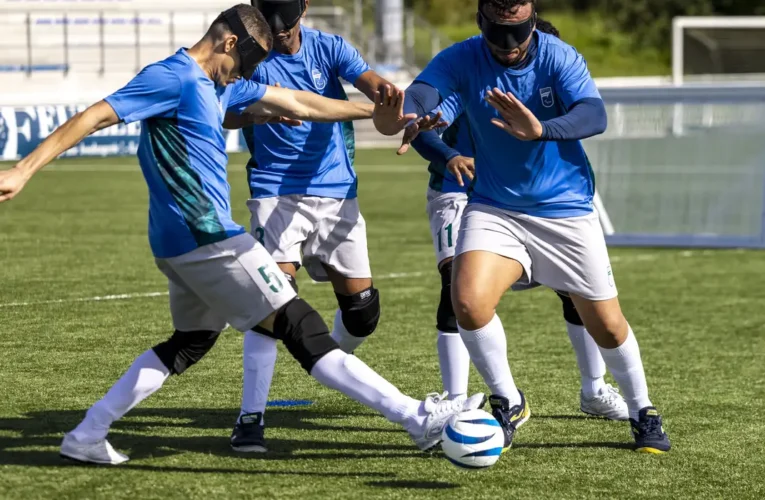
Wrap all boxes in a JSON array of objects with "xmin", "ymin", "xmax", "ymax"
[
  {"xmin": 417, "ymin": 32, "xmax": 601, "ymax": 218},
  {"xmin": 428, "ymin": 94, "xmax": 473, "ymax": 194},
  {"xmin": 243, "ymin": 26, "xmax": 370, "ymax": 199},
  {"xmin": 105, "ymin": 49, "xmax": 266, "ymax": 258}
]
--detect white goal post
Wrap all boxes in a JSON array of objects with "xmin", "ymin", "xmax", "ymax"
[{"xmin": 672, "ymin": 16, "xmax": 765, "ymax": 86}]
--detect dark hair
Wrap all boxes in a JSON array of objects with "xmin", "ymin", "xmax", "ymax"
[
  {"xmin": 209, "ymin": 4, "xmax": 273, "ymax": 52},
  {"xmin": 479, "ymin": 0, "xmax": 535, "ymax": 16},
  {"xmin": 535, "ymin": 17, "xmax": 560, "ymax": 39}
]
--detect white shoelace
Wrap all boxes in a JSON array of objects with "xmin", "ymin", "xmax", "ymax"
[
  {"xmin": 426, "ymin": 391, "xmax": 460, "ymax": 416},
  {"xmin": 600, "ymin": 384, "xmax": 622, "ymax": 404}
]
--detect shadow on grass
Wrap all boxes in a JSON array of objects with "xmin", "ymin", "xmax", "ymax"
[
  {"xmin": 0, "ymin": 408, "xmax": 418, "ymax": 470},
  {"xmin": 366, "ymin": 480, "xmax": 459, "ymax": 490}
]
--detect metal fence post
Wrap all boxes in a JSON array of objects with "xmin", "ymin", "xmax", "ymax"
[
  {"xmin": 26, "ymin": 12, "xmax": 32, "ymax": 76},
  {"xmin": 169, "ymin": 11, "xmax": 175, "ymax": 54},
  {"xmin": 135, "ymin": 10, "xmax": 141, "ymax": 73},
  {"xmin": 63, "ymin": 13, "xmax": 69, "ymax": 76},
  {"xmin": 405, "ymin": 10, "xmax": 415, "ymax": 68},
  {"xmin": 99, "ymin": 11, "xmax": 106, "ymax": 76},
  {"xmin": 431, "ymin": 31, "xmax": 440, "ymax": 59}
]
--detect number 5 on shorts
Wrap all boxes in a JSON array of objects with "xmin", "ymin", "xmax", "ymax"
[{"xmin": 258, "ymin": 264, "xmax": 284, "ymax": 293}]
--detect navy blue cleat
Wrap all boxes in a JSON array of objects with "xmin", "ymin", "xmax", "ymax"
[
  {"xmin": 631, "ymin": 407, "xmax": 671, "ymax": 454},
  {"xmin": 489, "ymin": 390, "xmax": 531, "ymax": 452},
  {"xmin": 230, "ymin": 412, "xmax": 267, "ymax": 453}
]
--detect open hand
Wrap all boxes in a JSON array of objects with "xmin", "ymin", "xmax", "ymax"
[
  {"xmin": 396, "ymin": 112, "xmax": 448, "ymax": 155},
  {"xmin": 372, "ymin": 85, "xmax": 418, "ymax": 136},
  {"xmin": 485, "ymin": 88, "xmax": 543, "ymax": 141}
]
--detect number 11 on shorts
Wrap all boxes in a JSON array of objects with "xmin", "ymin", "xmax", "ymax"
[
  {"xmin": 258, "ymin": 264, "xmax": 284, "ymax": 293},
  {"xmin": 437, "ymin": 223, "xmax": 454, "ymax": 252}
]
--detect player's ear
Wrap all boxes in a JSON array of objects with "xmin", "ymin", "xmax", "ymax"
[
  {"xmin": 303, "ymin": 0, "xmax": 310, "ymax": 16},
  {"xmin": 475, "ymin": 12, "xmax": 481, "ymax": 29},
  {"xmin": 224, "ymin": 34, "xmax": 238, "ymax": 54}
]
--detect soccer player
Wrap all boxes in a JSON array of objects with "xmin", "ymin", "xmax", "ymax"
[
  {"xmin": 410, "ymin": 18, "xmax": 628, "ymax": 420},
  {"xmin": 0, "ymin": 4, "xmax": 481, "ymax": 465},
  {"xmin": 377, "ymin": 0, "xmax": 671, "ymax": 453},
  {"xmin": 221, "ymin": 0, "xmax": 401, "ymax": 453}
]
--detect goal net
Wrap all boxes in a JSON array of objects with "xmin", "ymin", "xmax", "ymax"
[
  {"xmin": 673, "ymin": 17, "xmax": 765, "ymax": 85},
  {"xmin": 586, "ymin": 85, "xmax": 765, "ymax": 249}
]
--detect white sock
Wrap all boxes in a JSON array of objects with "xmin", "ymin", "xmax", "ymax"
[
  {"xmin": 69, "ymin": 349, "xmax": 170, "ymax": 443},
  {"xmin": 310, "ymin": 349, "xmax": 422, "ymax": 431},
  {"xmin": 437, "ymin": 331, "xmax": 470, "ymax": 399},
  {"xmin": 598, "ymin": 327, "xmax": 652, "ymax": 420},
  {"xmin": 565, "ymin": 321, "xmax": 607, "ymax": 398},
  {"xmin": 458, "ymin": 314, "xmax": 520, "ymax": 406},
  {"xmin": 240, "ymin": 331, "xmax": 277, "ymax": 422},
  {"xmin": 330, "ymin": 309, "xmax": 366, "ymax": 353}
]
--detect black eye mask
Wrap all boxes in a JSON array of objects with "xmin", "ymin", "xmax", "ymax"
[
  {"xmin": 252, "ymin": 0, "xmax": 306, "ymax": 34},
  {"xmin": 223, "ymin": 7, "xmax": 269, "ymax": 80},
  {"xmin": 477, "ymin": 9, "xmax": 536, "ymax": 51}
]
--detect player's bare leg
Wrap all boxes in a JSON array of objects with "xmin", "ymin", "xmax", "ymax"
[
  {"xmin": 452, "ymin": 250, "xmax": 529, "ymax": 450},
  {"xmin": 568, "ymin": 295, "xmax": 671, "ymax": 452}
]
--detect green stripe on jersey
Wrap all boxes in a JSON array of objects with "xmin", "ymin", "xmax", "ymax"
[{"xmin": 146, "ymin": 118, "xmax": 229, "ymax": 247}]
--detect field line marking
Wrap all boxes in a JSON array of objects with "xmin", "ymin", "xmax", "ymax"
[
  {"xmin": 0, "ymin": 291, "xmax": 169, "ymax": 309},
  {"xmin": 0, "ymin": 254, "xmax": 669, "ymax": 308}
]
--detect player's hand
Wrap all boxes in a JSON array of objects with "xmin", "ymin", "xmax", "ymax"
[
  {"xmin": 0, "ymin": 167, "xmax": 30, "ymax": 203},
  {"xmin": 446, "ymin": 155, "xmax": 475, "ymax": 187},
  {"xmin": 485, "ymin": 88, "xmax": 544, "ymax": 141},
  {"xmin": 372, "ymin": 85, "xmax": 417, "ymax": 136},
  {"xmin": 396, "ymin": 112, "xmax": 447, "ymax": 155}
]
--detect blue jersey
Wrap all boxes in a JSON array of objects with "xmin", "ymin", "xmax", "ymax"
[
  {"xmin": 105, "ymin": 49, "xmax": 267, "ymax": 258},
  {"xmin": 243, "ymin": 26, "xmax": 370, "ymax": 199},
  {"xmin": 428, "ymin": 94, "xmax": 474, "ymax": 194},
  {"xmin": 417, "ymin": 33, "xmax": 601, "ymax": 218}
]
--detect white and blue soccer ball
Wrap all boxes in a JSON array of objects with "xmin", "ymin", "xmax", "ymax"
[{"xmin": 441, "ymin": 409, "xmax": 504, "ymax": 470}]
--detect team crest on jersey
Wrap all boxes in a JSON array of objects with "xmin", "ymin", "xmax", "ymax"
[
  {"xmin": 540, "ymin": 87, "xmax": 555, "ymax": 108},
  {"xmin": 312, "ymin": 68, "xmax": 327, "ymax": 90}
]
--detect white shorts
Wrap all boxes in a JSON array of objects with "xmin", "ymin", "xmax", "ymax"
[
  {"xmin": 247, "ymin": 195, "xmax": 372, "ymax": 283},
  {"xmin": 456, "ymin": 204, "xmax": 618, "ymax": 301},
  {"xmin": 426, "ymin": 189, "xmax": 469, "ymax": 266},
  {"xmin": 155, "ymin": 233, "xmax": 297, "ymax": 333}
]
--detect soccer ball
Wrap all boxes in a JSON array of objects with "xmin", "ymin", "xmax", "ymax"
[{"xmin": 441, "ymin": 409, "xmax": 504, "ymax": 470}]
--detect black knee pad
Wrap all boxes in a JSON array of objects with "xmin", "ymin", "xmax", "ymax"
[
  {"xmin": 274, "ymin": 298, "xmax": 338, "ymax": 373},
  {"xmin": 556, "ymin": 291, "xmax": 584, "ymax": 326},
  {"xmin": 437, "ymin": 262, "xmax": 458, "ymax": 333},
  {"xmin": 336, "ymin": 287, "xmax": 381, "ymax": 338},
  {"xmin": 152, "ymin": 329, "xmax": 220, "ymax": 375},
  {"xmin": 284, "ymin": 273, "xmax": 299, "ymax": 294}
]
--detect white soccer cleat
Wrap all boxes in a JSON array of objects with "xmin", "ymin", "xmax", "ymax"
[
  {"xmin": 60, "ymin": 433, "xmax": 129, "ymax": 465},
  {"xmin": 409, "ymin": 391, "xmax": 485, "ymax": 451},
  {"xmin": 580, "ymin": 384, "xmax": 629, "ymax": 421}
]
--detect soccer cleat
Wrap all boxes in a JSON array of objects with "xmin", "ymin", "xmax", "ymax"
[
  {"xmin": 230, "ymin": 412, "xmax": 267, "ymax": 453},
  {"xmin": 409, "ymin": 391, "xmax": 485, "ymax": 452},
  {"xmin": 580, "ymin": 384, "xmax": 629, "ymax": 421},
  {"xmin": 60, "ymin": 433, "xmax": 129, "ymax": 465},
  {"xmin": 489, "ymin": 391, "xmax": 531, "ymax": 452},
  {"xmin": 631, "ymin": 406, "xmax": 671, "ymax": 454}
]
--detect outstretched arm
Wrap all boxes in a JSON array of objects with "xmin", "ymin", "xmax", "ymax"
[
  {"xmin": 244, "ymin": 85, "xmax": 374, "ymax": 123},
  {"xmin": 0, "ymin": 101, "xmax": 119, "ymax": 202}
]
